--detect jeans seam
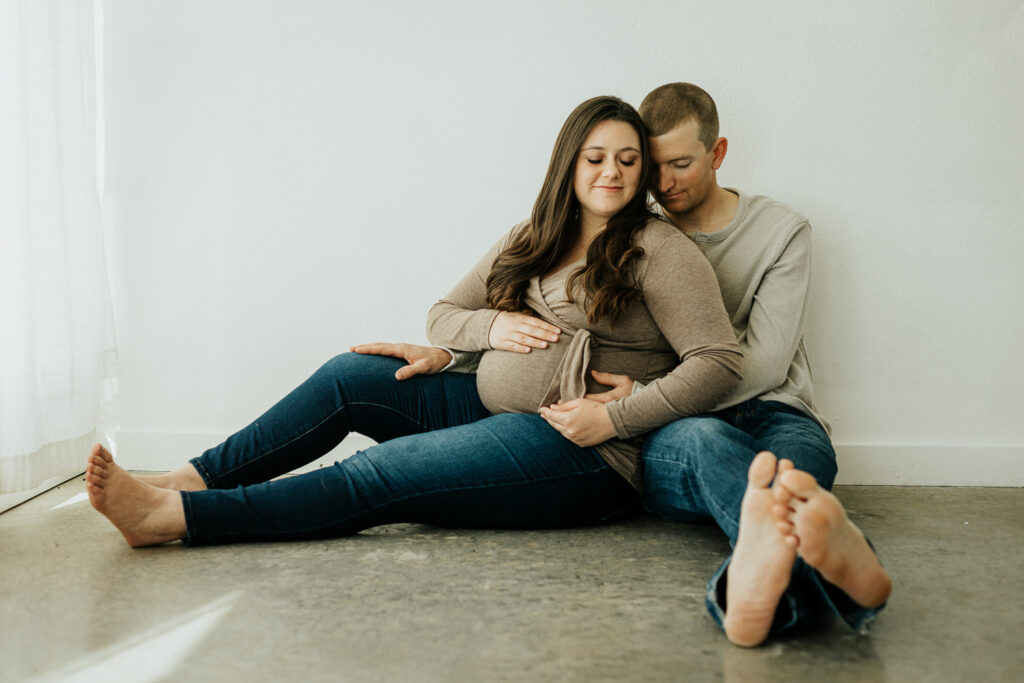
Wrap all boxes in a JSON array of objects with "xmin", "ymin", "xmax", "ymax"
[
  {"xmin": 196, "ymin": 459, "xmax": 624, "ymax": 541},
  {"xmin": 643, "ymin": 455, "xmax": 737, "ymax": 531},
  {"xmin": 207, "ymin": 401, "xmax": 436, "ymax": 486}
]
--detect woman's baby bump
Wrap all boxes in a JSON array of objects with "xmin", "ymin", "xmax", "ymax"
[{"xmin": 476, "ymin": 331, "xmax": 573, "ymax": 415}]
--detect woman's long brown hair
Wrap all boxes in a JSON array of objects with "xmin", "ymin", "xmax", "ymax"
[{"xmin": 485, "ymin": 96, "xmax": 657, "ymax": 326}]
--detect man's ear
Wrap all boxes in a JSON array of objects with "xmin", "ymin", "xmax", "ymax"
[{"xmin": 711, "ymin": 137, "xmax": 728, "ymax": 170}]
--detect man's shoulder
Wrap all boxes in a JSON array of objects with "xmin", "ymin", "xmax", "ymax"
[{"xmin": 735, "ymin": 190, "xmax": 810, "ymax": 238}]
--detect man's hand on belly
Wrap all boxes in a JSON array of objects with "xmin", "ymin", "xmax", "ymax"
[
  {"xmin": 584, "ymin": 370, "xmax": 634, "ymax": 403},
  {"xmin": 539, "ymin": 398, "xmax": 616, "ymax": 447}
]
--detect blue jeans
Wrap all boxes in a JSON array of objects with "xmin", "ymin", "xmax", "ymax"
[
  {"xmin": 642, "ymin": 399, "xmax": 883, "ymax": 636},
  {"xmin": 181, "ymin": 353, "xmax": 639, "ymax": 545}
]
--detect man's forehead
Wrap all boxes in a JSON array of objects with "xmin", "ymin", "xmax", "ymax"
[{"xmin": 649, "ymin": 119, "xmax": 703, "ymax": 160}]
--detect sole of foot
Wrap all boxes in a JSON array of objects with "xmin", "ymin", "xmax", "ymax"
[
  {"xmin": 723, "ymin": 451, "xmax": 798, "ymax": 648},
  {"xmin": 86, "ymin": 443, "xmax": 186, "ymax": 547},
  {"xmin": 773, "ymin": 468, "xmax": 892, "ymax": 609}
]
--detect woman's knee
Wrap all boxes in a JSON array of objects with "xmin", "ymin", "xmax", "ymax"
[{"xmin": 320, "ymin": 351, "xmax": 401, "ymax": 376}]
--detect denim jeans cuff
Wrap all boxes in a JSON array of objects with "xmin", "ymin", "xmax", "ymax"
[
  {"xmin": 704, "ymin": 555, "xmax": 801, "ymax": 635},
  {"xmin": 189, "ymin": 456, "xmax": 217, "ymax": 489},
  {"xmin": 705, "ymin": 557, "xmax": 729, "ymax": 630},
  {"xmin": 180, "ymin": 490, "xmax": 199, "ymax": 547},
  {"xmin": 706, "ymin": 555, "xmax": 812, "ymax": 637},
  {"xmin": 806, "ymin": 566, "xmax": 886, "ymax": 635}
]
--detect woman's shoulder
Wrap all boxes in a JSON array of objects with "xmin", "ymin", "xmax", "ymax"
[
  {"xmin": 636, "ymin": 217, "xmax": 702, "ymax": 258},
  {"xmin": 501, "ymin": 219, "xmax": 533, "ymax": 246},
  {"xmin": 485, "ymin": 219, "xmax": 532, "ymax": 255}
]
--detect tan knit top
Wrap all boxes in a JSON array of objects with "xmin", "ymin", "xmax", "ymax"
[{"xmin": 426, "ymin": 219, "xmax": 743, "ymax": 490}]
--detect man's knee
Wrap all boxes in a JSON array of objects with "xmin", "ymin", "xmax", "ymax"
[
  {"xmin": 641, "ymin": 417, "xmax": 737, "ymax": 521},
  {"xmin": 642, "ymin": 416, "xmax": 735, "ymax": 468},
  {"xmin": 757, "ymin": 410, "xmax": 838, "ymax": 489}
]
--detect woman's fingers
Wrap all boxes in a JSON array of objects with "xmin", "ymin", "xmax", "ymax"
[
  {"xmin": 489, "ymin": 312, "xmax": 562, "ymax": 353},
  {"xmin": 517, "ymin": 316, "xmax": 561, "ymax": 341},
  {"xmin": 539, "ymin": 408, "xmax": 578, "ymax": 442}
]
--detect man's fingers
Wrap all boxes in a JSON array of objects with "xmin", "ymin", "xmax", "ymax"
[
  {"xmin": 351, "ymin": 343, "xmax": 401, "ymax": 358},
  {"xmin": 590, "ymin": 369, "xmax": 627, "ymax": 386},
  {"xmin": 394, "ymin": 359, "xmax": 428, "ymax": 381}
]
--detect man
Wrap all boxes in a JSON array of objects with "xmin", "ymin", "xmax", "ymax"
[{"xmin": 352, "ymin": 83, "xmax": 890, "ymax": 647}]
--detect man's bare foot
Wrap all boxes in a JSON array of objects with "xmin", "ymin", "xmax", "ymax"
[
  {"xmin": 723, "ymin": 451, "xmax": 797, "ymax": 648},
  {"xmin": 135, "ymin": 464, "xmax": 207, "ymax": 492},
  {"xmin": 773, "ymin": 469, "xmax": 892, "ymax": 609},
  {"xmin": 85, "ymin": 443, "xmax": 188, "ymax": 547}
]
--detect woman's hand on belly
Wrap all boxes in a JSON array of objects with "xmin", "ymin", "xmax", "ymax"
[
  {"xmin": 488, "ymin": 312, "xmax": 562, "ymax": 353},
  {"xmin": 539, "ymin": 398, "xmax": 616, "ymax": 447}
]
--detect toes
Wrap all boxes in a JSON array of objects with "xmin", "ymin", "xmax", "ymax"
[
  {"xmin": 771, "ymin": 502, "xmax": 790, "ymax": 521},
  {"xmin": 772, "ymin": 485, "xmax": 793, "ymax": 505},
  {"xmin": 747, "ymin": 451, "xmax": 778, "ymax": 488},
  {"xmin": 779, "ymin": 469, "xmax": 819, "ymax": 500},
  {"xmin": 87, "ymin": 454, "xmax": 108, "ymax": 475},
  {"xmin": 90, "ymin": 443, "xmax": 113, "ymax": 463}
]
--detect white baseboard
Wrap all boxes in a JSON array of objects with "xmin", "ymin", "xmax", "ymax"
[
  {"xmin": 833, "ymin": 444, "xmax": 1023, "ymax": 486},
  {"xmin": 106, "ymin": 431, "xmax": 1023, "ymax": 487}
]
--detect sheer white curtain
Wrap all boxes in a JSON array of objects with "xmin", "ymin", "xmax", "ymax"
[{"xmin": 0, "ymin": 0, "xmax": 117, "ymax": 498}]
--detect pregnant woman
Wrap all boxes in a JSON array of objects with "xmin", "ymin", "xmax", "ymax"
[{"xmin": 86, "ymin": 95, "xmax": 742, "ymax": 547}]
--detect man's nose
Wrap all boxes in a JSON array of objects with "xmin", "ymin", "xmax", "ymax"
[{"xmin": 658, "ymin": 169, "xmax": 674, "ymax": 194}]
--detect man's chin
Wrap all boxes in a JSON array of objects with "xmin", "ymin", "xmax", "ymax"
[{"xmin": 658, "ymin": 198, "xmax": 690, "ymax": 214}]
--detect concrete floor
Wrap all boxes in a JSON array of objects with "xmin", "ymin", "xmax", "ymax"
[{"xmin": 2, "ymin": 478, "xmax": 1022, "ymax": 683}]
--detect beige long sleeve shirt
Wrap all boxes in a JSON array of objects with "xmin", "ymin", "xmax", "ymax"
[{"xmin": 426, "ymin": 219, "xmax": 742, "ymax": 490}]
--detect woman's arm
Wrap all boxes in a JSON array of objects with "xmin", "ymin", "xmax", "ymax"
[
  {"xmin": 426, "ymin": 222, "xmax": 561, "ymax": 353},
  {"xmin": 603, "ymin": 231, "xmax": 743, "ymax": 439},
  {"xmin": 425, "ymin": 233, "xmax": 506, "ymax": 352},
  {"xmin": 540, "ymin": 229, "xmax": 741, "ymax": 446}
]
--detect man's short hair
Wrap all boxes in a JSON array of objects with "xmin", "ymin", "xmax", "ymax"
[{"xmin": 639, "ymin": 83, "xmax": 719, "ymax": 151}]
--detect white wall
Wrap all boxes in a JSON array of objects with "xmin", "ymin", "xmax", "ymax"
[{"xmin": 102, "ymin": 0, "xmax": 1024, "ymax": 484}]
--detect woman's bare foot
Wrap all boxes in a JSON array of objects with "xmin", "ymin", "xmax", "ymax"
[
  {"xmin": 723, "ymin": 452, "xmax": 797, "ymax": 648},
  {"xmin": 773, "ymin": 469, "xmax": 892, "ymax": 609},
  {"xmin": 135, "ymin": 464, "xmax": 207, "ymax": 492},
  {"xmin": 85, "ymin": 443, "xmax": 188, "ymax": 547}
]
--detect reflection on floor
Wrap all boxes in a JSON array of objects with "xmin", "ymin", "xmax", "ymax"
[{"xmin": 2, "ymin": 476, "xmax": 1021, "ymax": 682}]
